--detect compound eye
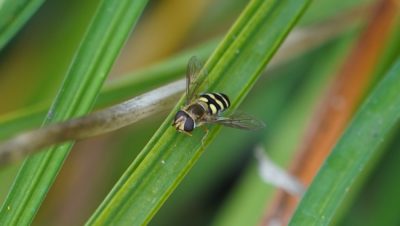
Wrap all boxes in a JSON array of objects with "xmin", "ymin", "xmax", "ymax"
[
  {"xmin": 174, "ymin": 110, "xmax": 186, "ymax": 122},
  {"xmin": 184, "ymin": 118, "xmax": 195, "ymax": 132}
]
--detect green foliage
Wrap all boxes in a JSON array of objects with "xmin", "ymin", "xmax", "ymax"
[{"xmin": 0, "ymin": 0, "xmax": 398, "ymax": 225}]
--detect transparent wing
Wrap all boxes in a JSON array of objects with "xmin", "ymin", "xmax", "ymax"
[
  {"xmin": 207, "ymin": 112, "xmax": 266, "ymax": 131},
  {"xmin": 186, "ymin": 56, "xmax": 207, "ymax": 104}
]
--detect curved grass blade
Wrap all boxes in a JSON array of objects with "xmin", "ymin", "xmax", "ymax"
[
  {"xmin": 0, "ymin": 0, "xmax": 148, "ymax": 225},
  {"xmin": 0, "ymin": 0, "xmax": 45, "ymax": 50},
  {"xmin": 86, "ymin": 0, "xmax": 311, "ymax": 225},
  {"xmin": 289, "ymin": 58, "xmax": 400, "ymax": 225}
]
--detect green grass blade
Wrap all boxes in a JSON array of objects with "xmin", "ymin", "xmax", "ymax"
[
  {"xmin": 86, "ymin": 0, "xmax": 311, "ymax": 225},
  {"xmin": 289, "ymin": 57, "xmax": 400, "ymax": 225},
  {"xmin": 0, "ymin": 0, "xmax": 148, "ymax": 225},
  {"xmin": 0, "ymin": 0, "xmax": 45, "ymax": 50}
]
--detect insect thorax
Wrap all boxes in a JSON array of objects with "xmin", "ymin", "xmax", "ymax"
[
  {"xmin": 186, "ymin": 102, "xmax": 207, "ymax": 119},
  {"xmin": 198, "ymin": 92, "xmax": 230, "ymax": 115}
]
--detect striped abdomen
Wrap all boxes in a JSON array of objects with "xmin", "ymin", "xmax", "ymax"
[{"xmin": 198, "ymin": 92, "xmax": 230, "ymax": 115}]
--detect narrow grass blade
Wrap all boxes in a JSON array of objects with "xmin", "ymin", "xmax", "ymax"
[
  {"xmin": 87, "ymin": 0, "xmax": 311, "ymax": 225},
  {"xmin": 0, "ymin": 0, "xmax": 45, "ymax": 50},
  {"xmin": 290, "ymin": 58, "xmax": 400, "ymax": 225},
  {"xmin": 0, "ymin": 0, "xmax": 148, "ymax": 225}
]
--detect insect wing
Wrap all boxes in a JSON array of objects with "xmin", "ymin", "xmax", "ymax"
[
  {"xmin": 186, "ymin": 56, "xmax": 207, "ymax": 104},
  {"xmin": 209, "ymin": 113, "xmax": 266, "ymax": 130}
]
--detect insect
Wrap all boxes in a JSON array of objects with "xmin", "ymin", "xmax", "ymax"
[{"xmin": 172, "ymin": 56, "xmax": 265, "ymax": 135}]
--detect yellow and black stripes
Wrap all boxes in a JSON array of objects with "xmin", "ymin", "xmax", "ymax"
[{"xmin": 198, "ymin": 92, "xmax": 230, "ymax": 115}]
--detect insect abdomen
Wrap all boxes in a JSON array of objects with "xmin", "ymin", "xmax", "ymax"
[{"xmin": 198, "ymin": 92, "xmax": 230, "ymax": 115}]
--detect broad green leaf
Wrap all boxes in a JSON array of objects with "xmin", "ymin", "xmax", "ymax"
[
  {"xmin": 0, "ymin": 0, "xmax": 148, "ymax": 225},
  {"xmin": 0, "ymin": 0, "xmax": 45, "ymax": 50},
  {"xmin": 87, "ymin": 0, "xmax": 311, "ymax": 225},
  {"xmin": 290, "ymin": 58, "xmax": 400, "ymax": 225}
]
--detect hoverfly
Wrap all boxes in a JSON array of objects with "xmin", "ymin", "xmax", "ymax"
[{"xmin": 172, "ymin": 56, "xmax": 265, "ymax": 135}]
